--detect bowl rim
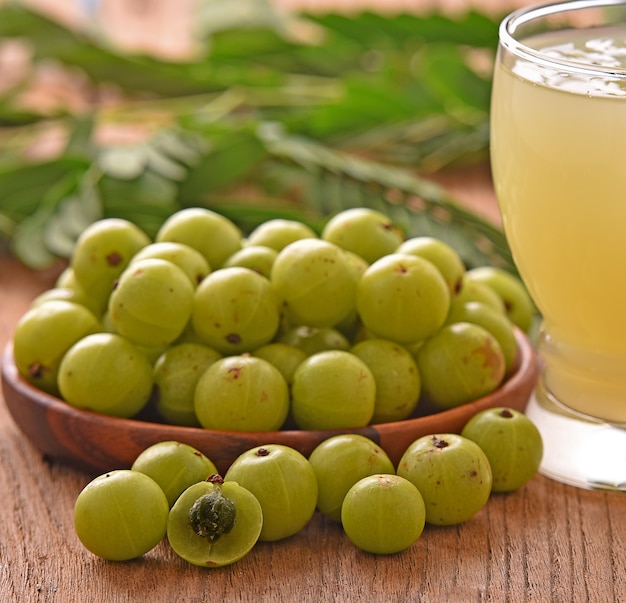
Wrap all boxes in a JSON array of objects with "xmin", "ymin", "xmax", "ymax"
[{"xmin": 1, "ymin": 329, "xmax": 539, "ymax": 473}]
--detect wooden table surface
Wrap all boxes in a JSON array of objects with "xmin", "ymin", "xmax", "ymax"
[{"xmin": 2, "ymin": 2, "xmax": 625, "ymax": 602}]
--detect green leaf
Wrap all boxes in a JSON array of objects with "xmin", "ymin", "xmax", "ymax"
[
  {"xmin": 0, "ymin": 158, "xmax": 90, "ymax": 221},
  {"xmin": 259, "ymin": 130, "xmax": 513, "ymax": 272},
  {"xmin": 178, "ymin": 129, "xmax": 269, "ymax": 203},
  {"xmin": 419, "ymin": 44, "xmax": 492, "ymax": 115}
]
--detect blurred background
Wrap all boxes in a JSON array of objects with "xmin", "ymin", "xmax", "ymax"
[{"xmin": 0, "ymin": 0, "xmax": 535, "ymax": 273}]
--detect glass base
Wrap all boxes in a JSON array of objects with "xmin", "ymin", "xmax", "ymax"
[{"xmin": 525, "ymin": 385, "xmax": 626, "ymax": 492}]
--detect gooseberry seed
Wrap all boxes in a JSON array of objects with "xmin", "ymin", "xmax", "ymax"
[{"xmin": 188, "ymin": 477, "xmax": 237, "ymax": 542}]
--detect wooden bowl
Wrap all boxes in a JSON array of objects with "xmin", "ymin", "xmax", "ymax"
[{"xmin": 1, "ymin": 330, "xmax": 539, "ymax": 476}]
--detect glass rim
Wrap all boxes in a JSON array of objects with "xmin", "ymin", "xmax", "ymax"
[{"xmin": 500, "ymin": 0, "xmax": 626, "ymax": 78}]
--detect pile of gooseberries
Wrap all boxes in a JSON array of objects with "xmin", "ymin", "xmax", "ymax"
[
  {"xmin": 74, "ymin": 407, "xmax": 543, "ymax": 564},
  {"xmin": 12, "ymin": 206, "xmax": 542, "ymax": 559},
  {"xmin": 13, "ymin": 206, "xmax": 535, "ymax": 430}
]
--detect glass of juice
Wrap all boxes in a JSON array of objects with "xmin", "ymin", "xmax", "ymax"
[{"xmin": 491, "ymin": 0, "xmax": 626, "ymax": 490}]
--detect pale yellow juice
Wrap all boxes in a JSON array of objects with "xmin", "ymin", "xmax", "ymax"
[{"xmin": 491, "ymin": 26, "xmax": 626, "ymax": 422}]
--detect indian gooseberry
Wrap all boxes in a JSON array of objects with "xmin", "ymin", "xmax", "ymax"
[
  {"xmin": 397, "ymin": 433, "xmax": 492, "ymax": 526},
  {"xmin": 251, "ymin": 342, "xmax": 307, "ymax": 384},
  {"xmin": 194, "ymin": 355, "xmax": 289, "ymax": 432},
  {"xmin": 396, "ymin": 236, "xmax": 466, "ymax": 296},
  {"xmin": 278, "ymin": 325, "xmax": 350, "ymax": 356},
  {"xmin": 453, "ymin": 277, "xmax": 506, "ymax": 315},
  {"xmin": 108, "ymin": 258, "xmax": 195, "ymax": 348},
  {"xmin": 58, "ymin": 332, "xmax": 154, "ymax": 418},
  {"xmin": 155, "ymin": 207, "xmax": 242, "ymax": 270},
  {"xmin": 153, "ymin": 342, "xmax": 222, "ymax": 426},
  {"xmin": 461, "ymin": 408, "xmax": 544, "ymax": 492},
  {"xmin": 13, "ymin": 300, "xmax": 101, "ymax": 395},
  {"xmin": 70, "ymin": 218, "xmax": 151, "ymax": 314},
  {"xmin": 445, "ymin": 301, "xmax": 518, "ymax": 374},
  {"xmin": 224, "ymin": 444, "xmax": 318, "ymax": 542},
  {"xmin": 270, "ymin": 238, "xmax": 358, "ymax": 328},
  {"xmin": 129, "ymin": 241, "xmax": 211, "ymax": 287},
  {"xmin": 30, "ymin": 286, "xmax": 103, "ymax": 317},
  {"xmin": 245, "ymin": 218, "xmax": 317, "ymax": 251},
  {"xmin": 74, "ymin": 470, "xmax": 169, "ymax": 561},
  {"xmin": 321, "ymin": 207, "xmax": 404, "ymax": 264},
  {"xmin": 417, "ymin": 322, "xmax": 506, "ymax": 410},
  {"xmin": 350, "ymin": 338, "xmax": 421, "ymax": 423},
  {"xmin": 191, "ymin": 266, "xmax": 280, "ymax": 355},
  {"xmin": 222, "ymin": 245, "xmax": 278, "ymax": 279},
  {"xmin": 464, "ymin": 266, "xmax": 536, "ymax": 333},
  {"xmin": 290, "ymin": 350, "xmax": 376, "ymax": 430},
  {"xmin": 356, "ymin": 253, "xmax": 450, "ymax": 344},
  {"xmin": 131, "ymin": 441, "xmax": 218, "ymax": 507},
  {"xmin": 167, "ymin": 475, "xmax": 263, "ymax": 567},
  {"xmin": 308, "ymin": 434, "xmax": 395, "ymax": 522},
  {"xmin": 341, "ymin": 474, "xmax": 426, "ymax": 555}
]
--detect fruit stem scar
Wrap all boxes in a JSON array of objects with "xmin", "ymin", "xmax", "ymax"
[
  {"xmin": 28, "ymin": 362, "xmax": 44, "ymax": 379},
  {"xmin": 431, "ymin": 435, "xmax": 449, "ymax": 449}
]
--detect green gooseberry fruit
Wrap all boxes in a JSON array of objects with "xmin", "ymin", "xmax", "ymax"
[
  {"xmin": 397, "ymin": 433, "xmax": 492, "ymax": 526},
  {"xmin": 155, "ymin": 207, "xmax": 242, "ymax": 270},
  {"xmin": 341, "ymin": 474, "xmax": 426, "ymax": 555},
  {"xmin": 245, "ymin": 218, "xmax": 317, "ymax": 251},
  {"xmin": 13, "ymin": 300, "xmax": 101, "ymax": 395},
  {"xmin": 453, "ymin": 278, "xmax": 506, "ymax": 316},
  {"xmin": 70, "ymin": 218, "xmax": 151, "ymax": 314},
  {"xmin": 270, "ymin": 238, "xmax": 358, "ymax": 328},
  {"xmin": 131, "ymin": 441, "xmax": 218, "ymax": 507},
  {"xmin": 278, "ymin": 325, "xmax": 350, "ymax": 356},
  {"xmin": 356, "ymin": 253, "xmax": 450, "ymax": 344},
  {"xmin": 290, "ymin": 350, "xmax": 376, "ymax": 430},
  {"xmin": 309, "ymin": 434, "xmax": 395, "ymax": 522},
  {"xmin": 129, "ymin": 241, "xmax": 211, "ymax": 287},
  {"xmin": 58, "ymin": 332, "xmax": 154, "ymax": 418},
  {"xmin": 192, "ymin": 267, "xmax": 280, "ymax": 355},
  {"xmin": 350, "ymin": 338, "xmax": 421, "ymax": 423},
  {"xmin": 30, "ymin": 286, "xmax": 103, "ymax": 318},
  {"xmin": 167, "ymin": 475, "xmax": 263, "ymax": 567},
  {"xmin": 417, "ymin": 322, "xmax": 506, "ymax": 410},
  {"xmin": 222, "ymin": 245, "xmax": 278, "ymax": 279},
  {"xmin": 108, "ymin": 258, "xmax": 195, "ymax": 348},
  {"xmin": 74, "ymin": 470, "xmax": 169, "ymax": 561},
  {"xmin": 251, "ymin": 342, "xmax": 307, "ymax": 384},
  {"xmin": 194, "ymin": 355, "xmax": 289, "ymax": 432},
  {"xmin": 461, "ymin": 408, "xmax": 544, "ymax": 492},
  {"xmin": 464, "ymin": 267, "xmax": 536, "ymax": 333},
  {"xmin": 445, "ymin": 301, "xmax": 518, "ymax": 374},
  {"xmin": 396, "ymin": 236, "xmax": 466, "ymax": 296},
  {"xmin": 153, "ymin": 342, "xmax": 222, "ymax": 426},
  {"xmin": 224, "ymin": 444, "xmax": 318, "ymax": 542},
  {"xmin": 321, "ymin": 207, "xmax": 404, "ymax": 265}
]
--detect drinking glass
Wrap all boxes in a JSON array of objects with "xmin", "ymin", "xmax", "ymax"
[{"xmin": 490, "ymin": 0, "xmax": 626, "ymax": 490}]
